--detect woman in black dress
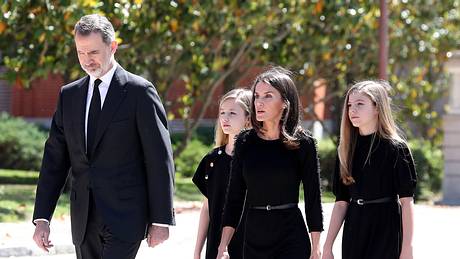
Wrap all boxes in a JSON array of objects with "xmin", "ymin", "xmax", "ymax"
[
  {"xmin": 217, "ymin": 67, "xmax": 323, "ymax": 259},
  {"xmin": 322, "ymin": 81, "xmax": 417, "ymax": 259},
  {"xmin": 193, "ymin": 89, "xmax": 252, "ymax": 259}
]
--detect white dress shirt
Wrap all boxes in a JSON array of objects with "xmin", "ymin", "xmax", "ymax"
[{"xmin": 84, "ymin": 63, "xmax": 117, "ymax": 150}]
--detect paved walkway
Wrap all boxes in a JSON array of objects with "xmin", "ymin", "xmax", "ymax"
[{"xmin": 1, "ymin": 203, "xmax": 459, "ymax": 258}]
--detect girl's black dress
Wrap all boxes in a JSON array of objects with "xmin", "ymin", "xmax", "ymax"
[
  {"xmin": 192, "ymin": 145, "xmax": 245, "ymax": 259},
  {"xmin": 333, "ymin": 134, "xmax": 417, "ymax": 259},
  {"xmin": 222, "ymin": 129, "xmax": 323, "ymax": 259}
]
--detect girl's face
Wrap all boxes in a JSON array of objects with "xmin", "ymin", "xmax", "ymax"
[
  {"xmin": 219, "ymin": 98, "xmax": 248, "ymax": 136},
  {"xmin": 254, "ymin": 82, "xmax": 285, "ymax": 124},
  {"xmin": 347, "ymin": 91, "xmax": 378, "ymax": 134}
]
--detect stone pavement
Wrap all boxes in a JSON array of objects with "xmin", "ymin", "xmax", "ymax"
[{"xmin": 1, "ymin": 203, "xmax": 459, "ymax": 258}]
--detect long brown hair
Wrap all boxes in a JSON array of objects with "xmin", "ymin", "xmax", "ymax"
[
  {"xmin": 338, "ymin": 80, "xmax": 406, "ymax": 185},
  {"xmin": 250, "ymin": 66, "xmax": 306, "ymax": 149},
  {"xmin": 214, "ymin": 89, "xmax": 252, "ymax": 147}
]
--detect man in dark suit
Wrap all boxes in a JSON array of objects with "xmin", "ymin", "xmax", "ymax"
[{"xmin": 32, "ymin": 14, "xmax": 175, "ymax": 259}]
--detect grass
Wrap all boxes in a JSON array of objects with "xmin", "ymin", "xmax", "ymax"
[
  {"xmin": 0, "ymin": 169, "xmax": 39, "ymax": 184},
  {"xmin": 0, "ymin": 184, "xmax": 70, "ymax": 222},
  {"xmin": 175, "ymin": 177, "xmax": 203, "ymax": 201}
]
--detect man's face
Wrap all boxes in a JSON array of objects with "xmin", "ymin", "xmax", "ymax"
[{"xmin": 75, "ymin": 32, "xmax": 117, "ymax": 78}]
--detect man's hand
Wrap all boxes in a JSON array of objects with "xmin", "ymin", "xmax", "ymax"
[
  {"xmin": 32, "ymin": 221, "xmax": 53, "ymax": 252},
  {"xmin": 146, "ymin": 225, "xmax": 169, "ymax": 248}
]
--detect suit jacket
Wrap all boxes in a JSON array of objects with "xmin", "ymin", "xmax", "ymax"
[{"xmin": 33, "ymin": 65, "xmax": 175, "ymax": 245}]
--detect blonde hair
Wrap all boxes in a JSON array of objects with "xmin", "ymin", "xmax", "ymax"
[
  {"xmin": 338, "ymin": 80, "xmax": 406, "ymax": 185},
  {"xmin": 214, "ymin": 89, "xmax": 252, "ymax": 147}
]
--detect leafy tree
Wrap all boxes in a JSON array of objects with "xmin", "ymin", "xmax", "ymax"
[{"xmin": 1, "ymin": 0, "xmax": 459, "ymax": 155}]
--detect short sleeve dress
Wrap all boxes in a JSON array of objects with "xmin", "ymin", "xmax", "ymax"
[
  {"xmin": 192, "ymin": 145, "xmax": 245, "ymax": 259},
  {"xmin": 333, "ymin": 134, "xmax": 417, "ymax": 259}
]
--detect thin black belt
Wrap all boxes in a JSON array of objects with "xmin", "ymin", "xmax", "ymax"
[
  {"xmin": 350, "ymin": 197, "xmax": 397, "ymax": 206},
  {"xmin": 250, "ymin": 203, "xmax": 298, "ymax": 211}
]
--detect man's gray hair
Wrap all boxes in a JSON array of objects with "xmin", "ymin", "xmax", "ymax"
[{"xmin": 74, "ymin": 14, "xmax": 115, "ymax": 44}]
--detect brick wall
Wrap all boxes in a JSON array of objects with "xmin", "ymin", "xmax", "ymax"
[
  {"xmin": 11, "ymin": 74, "xmax": 63, "ymax": 117},
  {"xmin": 8, "ymin": 70, "xmax": 330, "ymax": 124}
]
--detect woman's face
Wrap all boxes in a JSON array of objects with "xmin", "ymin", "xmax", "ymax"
[
  {"xmin": 254, "ymin": 82, "xmax": 285, "ymax": 124},
  {"xmin": 347, "ymin": 91, "xmax": 378, "ymax": 134},
  {"xmin": 219, "ymin": 98, "xmax": 248, "ymax": 136}
]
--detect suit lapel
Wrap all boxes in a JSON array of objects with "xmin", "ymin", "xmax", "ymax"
[
  {"xmin": 73, "ymin": 76, "xmax": 90, "ymax": 160},
  {"xmin": 90, "ymin": 66, "xmax": 128, "ymax": 157}
]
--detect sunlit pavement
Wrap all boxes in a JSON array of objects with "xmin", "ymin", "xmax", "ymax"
[{"xmin": 2, "ymin": 203, "xmax": 459, "ymax": 258}]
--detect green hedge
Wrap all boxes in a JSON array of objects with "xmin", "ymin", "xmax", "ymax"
[
  {"xmin": 0, "ymin": 113, "xmax": 47, "ymax": 171},
  {"xmin": 409, "ymin": 140, "xmax": 443, "ymax": 200},
  {"xmin": 174, "ymin": 138, "xmax": 213, "ymax": 178},
  {"xmin": 0, "ymin": 169, "xmax": 39, "ymax": 184},
  {"xmin": 317, "ymin": 138, "xmax": 443, "ymax": 201}
]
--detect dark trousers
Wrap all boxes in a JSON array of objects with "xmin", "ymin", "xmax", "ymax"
[{"xmin": 75, "ymin": 192, "xmax": 142, "ymax": 259}]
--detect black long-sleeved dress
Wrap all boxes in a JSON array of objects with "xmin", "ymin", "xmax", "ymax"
[
  {"xmin": 333, "ymin": 133, "xmax": 417, "ymax": 259},
  {"xmin": 222, "ymin": 129, "xmax": 323, "ymax": 258},
  {"xmin": 192, "ymin": 145, "xmax": 245, "ymax": 259}
]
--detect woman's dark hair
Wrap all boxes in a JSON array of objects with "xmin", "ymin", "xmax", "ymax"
[{"xmin": 250, "ymin": 66, "xmax": 306, "ymax": 149}]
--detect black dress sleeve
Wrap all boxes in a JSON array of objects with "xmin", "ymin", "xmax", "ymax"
[
  {"xmin": 301, "ymin": 137, "xmax": 324, "ymax": 232},
  {"xmin": 192, "ymin": 155, "xmax": 209, "ymax": 198},
  {"xmin": 222, "ymin": 133, "xmax": 248, "ymax": 229},
  {"xmin": 393, "ymin": 143, "xmax": 417, "ymax": 198},
  {"xmin": 332, "ymin": 153, "xmax": 351, "ymax": 202}
]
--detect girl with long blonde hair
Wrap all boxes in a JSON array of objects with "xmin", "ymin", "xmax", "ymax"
[
  {"xmin": 192, "ymin": 88, "xmax": 252, "ymax": 259},
  {"xmin": 322, "ymin": 80, "xmax": 417, "ymax": 259}
]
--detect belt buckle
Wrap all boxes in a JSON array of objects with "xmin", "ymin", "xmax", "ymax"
[
  {"xmin": 356, "ymin": 199, "xmax": 364, "ymax": 205},
  {"xmin": 266, "ymin": 205, "xmax": 272, "ymax": 211}
]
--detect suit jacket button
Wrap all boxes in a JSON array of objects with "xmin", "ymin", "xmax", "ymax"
[{"xmin": 210, "ymin": 162, "xmax": 214, "ymax": 167}]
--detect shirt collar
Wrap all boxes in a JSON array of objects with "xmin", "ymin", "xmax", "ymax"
[{"xmin": 89, "ymin": 61, "xmax": 118, "ymax": 88}]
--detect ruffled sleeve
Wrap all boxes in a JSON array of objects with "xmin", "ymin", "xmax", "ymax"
[
  {"xmin": 192, "ymin": 154, "xmax": 209, "ymax": 198},
  {"xmin": 222, "ymin": 130, "xmax": 250, "ymax": 228}
]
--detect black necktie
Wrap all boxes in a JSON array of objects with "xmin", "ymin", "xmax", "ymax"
[{"xmin": 87, "ymin": 79, "xmax": 102, "ymax": 159}]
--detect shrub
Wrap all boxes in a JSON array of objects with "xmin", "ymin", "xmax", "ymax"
[
  {"xmin": 0, "ymin": 113, "xmax": 46, "ymax": 171},
  {"xmin": 409, "ymin": 140, "xmax": 443, "ymax": 201},
  {"xmin": 174, "ymin": 138, "xmax": 212, "ymax": 178},
  {"xmin": 317, "ymin": 138, "xmax": 337, "ymax": 192}
]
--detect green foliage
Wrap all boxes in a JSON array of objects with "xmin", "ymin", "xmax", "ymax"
[
  {"xmin": 1, "ymin": 0, "xmax": 459, "ymax": 150},
  {"xmin": 175, "ymin": 177, "xmax": 203, "ymax": 201},
  {"xmin": 0, "ymin": 184, "xmax": 70, "ymax": 222},
  {"xmin": 317, "ymin": 137, "xmax": 444, "ymax": 201},
  {"xmin": 0, "ymin": 113, "xmax": 47, "ymax": 171},
  {"xmin": 318, "ymin": 137, "xmax": 337, "ymax": 192},
  {"xmin": 409, "ymin": 140, "xmax": 443, "ymax": 201},
  {"xmin": 174, "ymin": 138, "xmax": 212, "ymax": 178},
  {"xmin": 0, "ymin": 169, "xmax": 39, "ymax": 184},
  {"xmin": 171, "ymin": 126, "xmax": 215, "ymax": 146}
]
